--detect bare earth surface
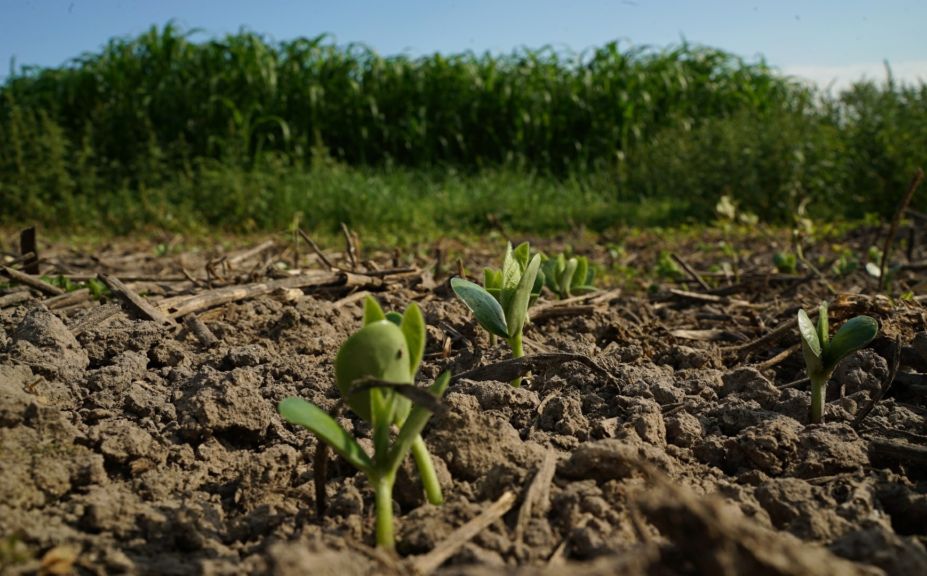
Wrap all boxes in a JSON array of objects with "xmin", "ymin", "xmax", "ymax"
[{"xmin": 1, "ymin": 227, "xmax": 926, "ymax": 575}]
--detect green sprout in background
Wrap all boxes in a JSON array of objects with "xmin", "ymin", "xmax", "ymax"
[
  {"xmin": 542, "ymin": 253, "xmax": 596, "ymax": 299},
  {"xmin": 278, "ymin": 296, "xmax": 449, "ymax": 550},
  {"xmin": 797, "ymin": 302, "xmax": 878, "ymax": 424},
  {"xmin": 773, "ymin": 251, "xmax": 798, "ymax": 274},
  {"xmin": 451, "ymin": 242, "xmax": 542, "ymax": 387}
]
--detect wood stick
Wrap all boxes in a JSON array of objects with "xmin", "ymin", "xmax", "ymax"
[
  {"xmin": 1, "ymin": 266, "xmax": 64, "ymax": 296},
  {"xmin": 298, "ymin": 228, "xmax": 335, "ymax": 270},
  {"xmin": 722, "ymin": 309, "xmax": 816, "ymax": 355},
  {"xmin": 453, "ymin": 353, "xmax": 617, "ymax": 387},
  {"xmin": 514, "ymin": 450, "xmax": 558, "ymax": 547},
  {"xmin": 531, "ymin": 304, "xmax": 597, "ymax": 322},
  {"xmin": 751, "ymin": 343, "xmax": 798, "ymax": 370},
  {"xmin": 879, "ymin": 168, "xmax": 924, "ymax": 291},
  {"xmin": 160, "ymin": 271, "xmax": 340, "ymax": 318},
  {"xmin": 227, "ymin": 240, "xmax": 277, "ymax": 267},
  {"xmin": 666, "ymin": 288, "xmax": 752, "ymax": 307},
  {"xmin": 98, "ymin": 273, "xmax": 172, "ymax": 326},
  {"xmin": 182, "ymin": 314, "xmax": 219, "ymax": 348},
  {"xmin": 671, "ymin": 252, "xmax": 710, "ymax": 291},
  {"xmin": 410, "ymin": 491, "xmax": 516, "ymax": 575},
  {"xmin": 0, "ymin": 290, "xmax": 33, "ymax": 308},
  {"xmin": 340, "ymin": 223, "xmax": 359, "ymax": 271},
  {"xmin": 45, "ymin": 288, "xmax": 92, "ymax": 310},
  {"xmin": 20, "ymin": 226, "xmax": 39, "ymax": 275}
]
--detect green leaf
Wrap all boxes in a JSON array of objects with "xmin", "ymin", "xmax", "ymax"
[
  {"xmin": 335, "ymin": 321, "xmax": 412, "ymax": 421},
  {"xmin": 560, "ymin": 257, "xmax": 578, "ymax": 298},
  {"xmin": 798, "ymin": 308, "xmax": 824, "ymax": 377},
  {"xmin": 451, "ymin": 277, "xmax": 510, "ymax": 338},
  {"xmin": 824, "ymin": 315, "xmax": 878, "ymax": 373},
  {"xmin": 572, "ymin": 257, "xmax": 589, "ymax": 291},
  {"xmin": 400, "ymin": 302, "xmax": 426, "ymax": 376},
  {"xmin": 363, "ymin": 295, "xmax": 386, "ymax": 325},
  {"xmin": 542, "ymin": 259, "xmax": 558, "ymax": 291},
  {"xmin": 501, "ymin": 243, "xmax": 520, "ymax": 290},
  {"xmin": 484, "ymin": 268, "xmax": 502, "ymax": 292},
  {"xmin": 816, "ymin": 302, "xmax": 829, "ymax": 347},
  {"xmin": 385, "ymin": 311, "xmax": 403, "ymax": 325},
  {"xmin": 505, "ymin": 254, "xmax": 541, "ymax": 338},
  {"xmin": 513, "ymin": 242, "xmax": 531, "ymax": 270},
  {"xmin": 278, "ymin": 397, "xmax": 374, "ymax": 474}
]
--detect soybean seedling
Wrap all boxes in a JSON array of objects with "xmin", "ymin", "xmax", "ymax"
[
  {"xmin": 797, "ymin": 302, "xmax": 878, "ymax": 424},
  {"xmin": 451, "ymin": 242, "xmax": 542, "ymax": 387},
  {"xmin": 278, "ymin": 296, "xmax": 449, "ymax": 550},
  {"xmin": 542, "ymin": 253, "xmax": 596, "ymax": 299}
]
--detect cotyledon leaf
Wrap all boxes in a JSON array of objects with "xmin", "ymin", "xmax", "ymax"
[
  {"xmin": 363, "ymin": 295, "xmax": 386, "ymax": 325},
  {"xmin": 824, "ymin": 315, "xmax": 878, "ymax": 372},
  {"xmin": 798, "ymin": 308, "xmax": 824, "ymax": 377},
  {"xmin": 278, "ymin": 397, "xmax": 374, "ymax": 474},
  {"xmin": 400, "ymin": 302, "xmax": 425, "ymax": 375},
  {"xmin": 335, "ymin": 320, "xmax": 412, "ymax": 421},
  {"xmin": 451, "ymin": 277, "xmax": 510, "ymax": 338},
  {"xmin": 505, "ymin": 254, "xmax": 541, "ymax": 338}
]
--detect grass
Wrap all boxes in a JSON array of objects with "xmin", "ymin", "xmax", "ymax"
[{"xmin": 1, "ymin": 25, "xmax": 926, "ymax": 236}]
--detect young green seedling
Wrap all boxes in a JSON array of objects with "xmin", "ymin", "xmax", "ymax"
[
  {"xmin": 451, "ymin": 242, "xmax": 542, "ymax": 387},
  {"xmin": 773, "ymin": 251, "xmax": 798, "ymax": 274},
  {"xmin": 278, "ymin": 296, "xmax": 449, "ymax": 550},
  {"xmin": 797, "ymin": 302, "xmax": 878, "ymax": 424},
  {"xmin": 542, "ymin": 253, "xmax": 596, "ymax": 299}
]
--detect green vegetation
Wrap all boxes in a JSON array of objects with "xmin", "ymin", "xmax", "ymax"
[
  {"xmin": 451, "ymin": 242, "xmax": 542, "ymax": 386},
  {"xmin": 542, "ymin": 253, "xmax": 596, "ymax": 299},
  {"xmin": 797, "ymin": 302, "xmax": 879, "ymax": 424},
  {"xmin": 2, "ymin": 24, "xmax": 926, "ymax": 235},
  {"xmin": 278, "ymin": 296, "xmax": 449, "ymax": 549}
]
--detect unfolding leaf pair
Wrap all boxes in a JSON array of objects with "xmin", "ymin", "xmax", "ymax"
[
  {"xmin": 542, "ymin": 253, "xmax": 596, "ymax": 299},
  {"xmin": 797, "ymin": 302, "xmax": 878, "ymax": 423}
]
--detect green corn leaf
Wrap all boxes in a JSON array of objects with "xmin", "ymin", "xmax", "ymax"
[
  {"xmin": 278, "ymin": 397, "xmax": 374, "ymax": 474},
  {"xmin": 450, "ymin": 277, "xmax": 510, "ymax": 338},
  {"xmin": 335, "ymin": 320, "xmax": 412, "ymax": 421},
  {"xmin": 400, "ymin": 302, "xmax": 426, "ymax": 376},
  {"xmin": 505, "ymin": 254, "xmax": 541, "ymax": 338},
  {"xmin": 798, "ymin": 308, "xmax": 824, "ymax": 377},
  {"xmin": 363, "ymin": 295, "xmax": 386, "ymax": 325},
  {"xmin": 824, "ymin": 315, "xmax": 878, "ymax": 373}
]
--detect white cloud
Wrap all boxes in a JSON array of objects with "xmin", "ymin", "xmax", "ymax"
[{"xmin": 781, "ymin": 61, "xmax": 927, "ymax": 93}]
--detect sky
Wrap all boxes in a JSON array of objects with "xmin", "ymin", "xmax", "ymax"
[{"xmin": 1, "ymin": 0, "xmax": 925, "ymax": 91}]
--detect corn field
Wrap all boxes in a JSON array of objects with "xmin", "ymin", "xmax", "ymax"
[{"xmin": 1, "ymin": 24, "xmax": 925, "ymax": 233}]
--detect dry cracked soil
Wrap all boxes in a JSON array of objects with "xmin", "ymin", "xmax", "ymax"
[{"xmin": 2, "ymin": 232, "xmax": 927, "ymax": 575}]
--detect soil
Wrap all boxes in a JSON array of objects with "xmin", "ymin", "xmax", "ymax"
[{"xmin": 2, "ymin": 227, "xmax": 927, "ymax": 575}]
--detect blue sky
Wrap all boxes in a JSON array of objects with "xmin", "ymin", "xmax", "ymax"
[{"xmin": 2, "ymin": 0, "xmax": 925, "ymax": 89}]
